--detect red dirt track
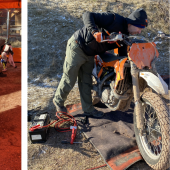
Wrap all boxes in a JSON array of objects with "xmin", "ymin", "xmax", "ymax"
[{"xmin": 0, "ymin": 63, "xmax": 21, "ymax": 170}]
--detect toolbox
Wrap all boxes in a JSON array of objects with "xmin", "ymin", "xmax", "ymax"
[{"xmin": 29, "ymin": 112, "xmax": 51, "ymax": 144}]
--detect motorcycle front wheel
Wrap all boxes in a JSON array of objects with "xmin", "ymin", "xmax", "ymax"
[{"xmin": 134, "ymin": 92, "xmax": 170, "ymax": 170}]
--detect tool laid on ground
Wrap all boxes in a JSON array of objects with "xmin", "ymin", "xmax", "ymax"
[{"xmin": 61, "ymin": 140, "xmax": 82, "ymax": 144}]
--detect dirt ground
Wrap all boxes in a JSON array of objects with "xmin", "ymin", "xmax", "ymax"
[
  {"xmin": 27, "ymin": 0, "xmax": 170, "ymax": 169},
  {"xmin": 0, "ymin": 63, "xmax": 21, "ymax": 170}
]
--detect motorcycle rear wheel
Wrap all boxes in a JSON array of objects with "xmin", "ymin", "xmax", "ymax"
[{"xmin": 134, "ymin": 92, "xmax": 170, "ymax": 170}]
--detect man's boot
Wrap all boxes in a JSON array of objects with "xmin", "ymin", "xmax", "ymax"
[
  {"xmin": 53, "ymin": 99, "xmax": 67, "ymax": 114},
  {"xmin": 84, "ymin": 108, "xmax": 104, "ymax": 118}
]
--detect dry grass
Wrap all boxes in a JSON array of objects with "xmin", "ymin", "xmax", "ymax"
[
  {"xmin": 28, "ymin": 0, "xmax": 169, "ymax": 84},
  {"xmin": 10, "ymin": 39, "xmax": 21, "ymax": 47},
  {"xmin": 31, "ymin": 0, "xmax": 169, "ymax": 34}
]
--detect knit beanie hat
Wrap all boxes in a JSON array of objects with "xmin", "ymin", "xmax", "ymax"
[{"xmin": 126, "ymin": 8, "xmax": 148, "ymax": 28}]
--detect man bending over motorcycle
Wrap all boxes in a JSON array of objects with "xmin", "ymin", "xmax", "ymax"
[{"xmin": 53, "ymin": 8, "xmax": 148, "ymax": 118}]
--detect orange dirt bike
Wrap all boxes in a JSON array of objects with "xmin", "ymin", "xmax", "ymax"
[{"xmin": 92, "ymin": 31, "xmax": 170, "ymax": 170}]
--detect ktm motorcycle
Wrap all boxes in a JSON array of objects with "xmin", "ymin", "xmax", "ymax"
[{"xmin": 92, "ymin": 31, "xmax": 170, "ymax": 170}]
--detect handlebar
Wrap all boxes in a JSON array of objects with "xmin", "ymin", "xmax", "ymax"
[
  {"xmin": 101, "ymin": 32, "xmax": 133, "ymax": 46},
  {"xmin": 101, "ymin": 32, "xmax": 123, "ymax": 42},
  {"xmin": 101, "ymin": 31, "xmax": 169, "ymax": 45}
]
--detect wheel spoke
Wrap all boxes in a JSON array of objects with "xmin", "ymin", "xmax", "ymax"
[
  {"xmin": 145, "ymin": 135, "xmax": 154, "ymax": 146},
  {"xmin": 157, "ymin": 137, "xmax": 162, "ymax": 144},
  {"xmin": 150, "ymin": 134, "xmax": 162, "ymax": 144},
  {"xmin": 151, "ymin": 116, "xmax": 158, "ymax": 124},
  {"xmin": 158, "ymin": 144, "xmax": 162, "ymax": 152},
  {"xmin": 144, "ymin": 105, "xmax": 156, "ymax": 126},
  {"xmin": 153, "ymin": 110, "xmax": 157, "ymax": 118},
  {"xmin": 146, "ymin": 138, "xmax": 152, "ymax": 147},
  {"xmin": 147, "ymin": 137, "xmax": 161, "ymax": 155},
  {"xmin": 150, "ymin": 109, "xmax": 156, "ymax": 118},
  {"xmin": 139, "ymin": 95, "xmax": 167, "ymax": 159},
  {"xmin": 149, "ymin": 106, "xmax": 154, "ymax": 117},
  {"xmin": 155, "ymin": 143, "xmax": 159, "ymax": 154},
  {"xmin": 144, "ymin": 132, "xmax": 162, "ymax": 155},
  {"xmin": 150, "ymin": 111, "xmax": 157, "ymax": 122},
  {"xmin": 150, "ymin": 127, "xmax": 161, "ymax": 134},
  {"xmin": 146, "ymin": 105, "xmax": 151, "ymax": 118}
]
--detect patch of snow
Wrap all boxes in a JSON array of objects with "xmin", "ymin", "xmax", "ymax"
[
  {"xmin": 59, "ymin": 16, "xmax": 66, "ymax": 21},
  {"xmin": 57, "ymin": 74, "xmax": 62, "ymax": 78},
  {"xmin": 32, "ymin": 77, "xmax": 40, "ymax": 82}
]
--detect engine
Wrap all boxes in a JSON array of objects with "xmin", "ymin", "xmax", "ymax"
[{"xmin": 101, "ymin": 87, "xmax": 119, "ymax": 106}]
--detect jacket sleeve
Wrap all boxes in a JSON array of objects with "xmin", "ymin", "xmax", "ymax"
[{"xmin": 82, "ymin": 12, "xmax": 115, "ymax": 35}]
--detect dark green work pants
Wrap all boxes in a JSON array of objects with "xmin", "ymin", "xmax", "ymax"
[{"xmin": 54, "ymin": 35, "xmax": 95, "ymax": 112}]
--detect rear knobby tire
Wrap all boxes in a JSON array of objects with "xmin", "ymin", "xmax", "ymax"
[{"xmin": 134, "ymin": 92, "xmax": 170, "ymax": 170}]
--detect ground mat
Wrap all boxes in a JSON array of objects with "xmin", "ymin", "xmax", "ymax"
[
  {"xmin": 66, "ymin": 77, "xmax": 170, "ymax": 170},
  {"xmin": 0, "ymin": 63, "xmax": 21, "ymax": 170},
  {"xmin": 68, "ymin": 103, "xmax": 143, "ymax": 170}
]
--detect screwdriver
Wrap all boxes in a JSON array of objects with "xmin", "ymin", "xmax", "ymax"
[{"xmin": 61, "ymin": 140, "xmax": 82, "ymax": 144}]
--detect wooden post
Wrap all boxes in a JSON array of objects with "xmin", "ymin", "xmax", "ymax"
[{"xmin": 15, "ymin": 12, "xmax": 21, "ymax": 34}]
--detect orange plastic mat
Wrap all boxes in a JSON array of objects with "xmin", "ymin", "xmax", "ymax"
[{"xmin": 13, "ymin": 48, "xmax": 21, "ymax": 62}]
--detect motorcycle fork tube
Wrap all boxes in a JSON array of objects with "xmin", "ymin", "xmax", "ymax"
[{"xmin": 130, "ymin": 61, "xmax": 144, "ymax": 133}]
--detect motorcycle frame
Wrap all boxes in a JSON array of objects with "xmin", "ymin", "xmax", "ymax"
[{"xmin": 92, "ymin": 55, "xmax": 133, "ymax": 112}]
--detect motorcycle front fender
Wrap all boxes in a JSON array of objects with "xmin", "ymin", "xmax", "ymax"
[{"xmin": 139, "ymin": 72, "xmax": 168, "ymax": 95}]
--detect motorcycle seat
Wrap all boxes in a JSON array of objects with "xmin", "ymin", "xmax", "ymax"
[{"xmin": 99, "ymin": 52, "xmax": 127, "ymax": 63}]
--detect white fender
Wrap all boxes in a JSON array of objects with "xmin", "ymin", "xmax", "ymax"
[{"xmin": 139, "ymin": 72, "xmax": 168, "ymax": 95}]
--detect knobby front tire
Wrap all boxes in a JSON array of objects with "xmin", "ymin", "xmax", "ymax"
[{"xmin": 134, "ymin": 92, "xmax": 170, "ymax": 170}]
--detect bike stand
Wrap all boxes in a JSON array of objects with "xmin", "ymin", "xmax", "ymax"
[{"xmin": 106, "ymin": 146, "xmax": 143, "ymax": 170}]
